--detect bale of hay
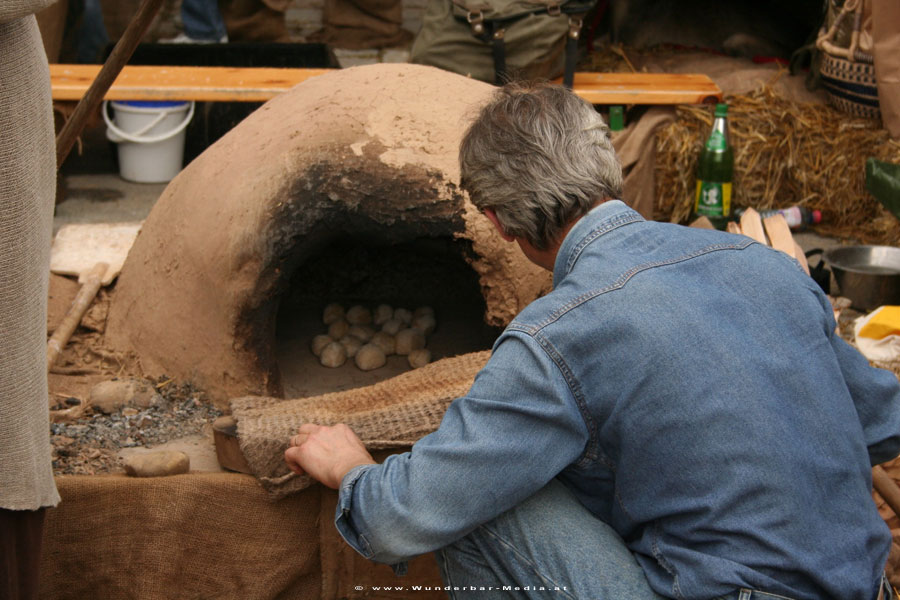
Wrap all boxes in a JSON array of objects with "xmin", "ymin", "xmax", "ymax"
[{"xmin": 655, "ymin": 81, "xmax": 900, "ymax": 245}]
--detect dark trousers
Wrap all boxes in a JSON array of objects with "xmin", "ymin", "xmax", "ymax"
[{"xmin": 0, "ymin": 508, "xmax": 46, "ymax": 600}]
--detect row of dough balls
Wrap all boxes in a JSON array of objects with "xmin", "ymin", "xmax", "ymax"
[{"xmin": 311, "ymin": 303, "xmax": 437, "ymax": 371}]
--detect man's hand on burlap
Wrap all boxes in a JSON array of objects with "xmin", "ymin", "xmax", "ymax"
[{"xmin": 284, "ymin": 423, "xmax": 376, "ymax": 489}]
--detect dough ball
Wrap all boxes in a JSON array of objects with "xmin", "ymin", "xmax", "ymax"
[
  {"xmin": 346, "ymin": 305, "xmax": 372, "ymax": 325},
  {"xmin": 370, "ymin": 331, "xmax": 396, "ymax": 355},
  {"xmin": 394, "ymin": 308, "xmax": 413, "ymax": 325},
  {"xmin": 319, "ymin": 342, "xmax": 347, "ymax": 368},
  {"xmin": 414, "ymin": 306, "xmax": 435, "ymax": 319},
  {"xmin": 412, "ymin": 314, "xmax": 436, "ymax": 336},
  {"xmin": 408, "ymin": 348, "xmax": 431, "ymax": 369},
  {"xmin": 348, "ymin": 325, "xmax": 375, "ymax": 342},
  {"xmin": 339, "ymin": 335, "xmax": 363, "ymax": 358},
  {"xmin": 322, "ymin": 303, "xmax": 345, "ymax": 325},
  {"xmin": 355, "ymin": 343, "xmax": 386, "ymax": 371},
  {"xmin": 328, "ymin": 319, "xmax": 350, "ymax": 340},
  {"xmin": 310, "ymin": 334, "xmax": 333, "ymax": 357},
  {"xmin": 374, "ymin": 304, "xmax": 393, "ymax": 325},
  {"xmin": 381, "ymin": 318, "xmax": 403, "ymax": 335},
  {"xmin": 395, "ymin": 328, "xmax": 426, "ymax": 356}
]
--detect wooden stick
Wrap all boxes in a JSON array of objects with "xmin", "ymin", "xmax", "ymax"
[
  {"xmin": 873, "ymin": 465, "xmax": 900, "ymax": 523},
  {"xmin": 46, "ymin": 262, "xmax": 108, "ymax": 371},
  {"xmin": 55, "ymin": 0, "xmax": 165, "ymax": 168}
]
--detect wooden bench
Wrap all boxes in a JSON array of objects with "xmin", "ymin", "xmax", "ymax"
[{"xmin": 49, "ymin": 64, "xmax": 722, "ymax": 105}]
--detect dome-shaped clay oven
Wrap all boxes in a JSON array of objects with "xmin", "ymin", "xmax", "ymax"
[{"xmin": 106, "ymin": 63, "xmax": 551, "ymax": 404}]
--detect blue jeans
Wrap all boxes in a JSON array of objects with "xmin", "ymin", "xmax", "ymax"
[
  {"xmin": 436, "ymin": 479, "xmax": 668, "ymax": 600},
  {"xmin": 435, "ymin": 479, "xmax": 890, "ymax": 600},
  {"xmin": 76, "ymin": 0, "xmax": 109, "ymax": 63},
  {"xmin": 181, "ymin": 0, "xmax": 227, "ymax": 41}
]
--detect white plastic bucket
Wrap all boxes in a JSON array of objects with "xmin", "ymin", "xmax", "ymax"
[{"xmin": 103, "ymin": 100, "xmax": 195, "ymax": 183}]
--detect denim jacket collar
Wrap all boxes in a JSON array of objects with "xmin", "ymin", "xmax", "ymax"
[{"xmin": 552, "ymin": 200, "xmax": 644, "ymax": 288}]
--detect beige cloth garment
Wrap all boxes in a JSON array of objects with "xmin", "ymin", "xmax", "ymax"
[
  {"xmin": 611, "ymin": 107, "xmax": 676, "ymax": 221},
  {"xmin": 0, "ymin": 2, "xmax": 61, "ymax": 510}
]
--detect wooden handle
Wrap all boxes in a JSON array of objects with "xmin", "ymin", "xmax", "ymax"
[{"xmin": 46, "ymin": 262, "xmax": 108, "ymax": 371}]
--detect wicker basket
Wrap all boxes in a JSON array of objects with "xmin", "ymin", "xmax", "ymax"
[
  {"xmin": 816, "ymin": 0, "xmax": 881, "ymax": 120},
  {"xmin": 820, "ymin": 52, "xmax": 881, "ymax": 119}
]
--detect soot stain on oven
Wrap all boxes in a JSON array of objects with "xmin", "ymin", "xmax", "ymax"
[{"xmin": 235, "ymin": 146, "xmax": 502, "ymax": 398}]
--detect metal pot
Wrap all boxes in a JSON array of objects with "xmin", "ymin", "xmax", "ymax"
[{"xmin": 823, "ymin": 245, "xmax": 900, "ymax": 311}]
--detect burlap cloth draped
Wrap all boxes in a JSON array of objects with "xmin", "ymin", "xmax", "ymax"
[
  {"xmin": 232, "ymin": 351, "xmax": 490, "ymax": 500},
  {"xmin": 40, "ymin": 473, "xmax": 322, "ymax": 599}
]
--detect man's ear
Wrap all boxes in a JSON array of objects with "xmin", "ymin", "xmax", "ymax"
[{"xmin": 483, "ymin": 208, "xmax": 516, "ymax": 242}]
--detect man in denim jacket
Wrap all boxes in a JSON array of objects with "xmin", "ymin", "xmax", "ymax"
[{"xmin": 285, "ymin": 82, "xmax": 900, "ymax": 600}]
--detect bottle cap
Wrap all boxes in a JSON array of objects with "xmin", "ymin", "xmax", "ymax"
[
  {"xmin": 714, "ymin": 103, "xmax": 728, "ymax": 117},
  {"xmin": 608, "ymin": 106, "xmax": 624, "ymax": 131}
]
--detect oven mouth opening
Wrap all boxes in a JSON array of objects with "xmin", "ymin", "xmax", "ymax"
[{"xmin": 273, "ymin": 236, "xmax": 503, "ymax": 398}]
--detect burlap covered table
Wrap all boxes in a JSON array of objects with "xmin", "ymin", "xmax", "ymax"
[{"xmin": 40, "ymin": 473, "xmax": 322, "ymax": 599}]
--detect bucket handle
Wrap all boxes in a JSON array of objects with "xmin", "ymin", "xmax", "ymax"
[{"xmin": 103, "ymin": 100, "xmax": 195, "ymax": 144}]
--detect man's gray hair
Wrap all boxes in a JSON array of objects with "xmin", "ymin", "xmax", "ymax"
[{"xmin": 459, "ymin": 81, "xmax": 623, "ymax": 250}]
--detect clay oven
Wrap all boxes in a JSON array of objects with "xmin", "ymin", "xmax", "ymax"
[{"xmin": 106, "ymin": 64, "xmax": 552, "ymax": 405}]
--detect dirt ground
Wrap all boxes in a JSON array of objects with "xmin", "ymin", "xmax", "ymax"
[{"xmin": 47, "ymin": 273, "xmax": 223, "ymax": 475}]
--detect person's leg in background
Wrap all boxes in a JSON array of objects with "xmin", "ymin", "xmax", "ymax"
[
  {"xmin": 0, "ymin": 508, "xmax": 47, "ymax": 600},
  {"xmin": 181, "ymin": 0, "xmax": 228, "ymax": 42},
  {"xmin": 436, "ymin": 479, "xmax": 668, "ymax": 600},
  {"xmin": 75, "ymin": 0, "xmax": 109, "ymax": 62},
  {"xmin": 218, "ymin": 0, "xmax": 291, "ymax": 42}
]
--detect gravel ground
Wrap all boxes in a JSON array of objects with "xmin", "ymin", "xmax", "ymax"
[{"xmin": 50, "ymin": 377, "xmax": 222, "ymax": 475}]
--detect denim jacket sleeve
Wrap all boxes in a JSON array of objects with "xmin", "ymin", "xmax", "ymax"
[
  {"xmin": 334, "ymin": 330, "xmax": 591, "ymax": 567},
  {"xmin": 831, "ymin": 332, "xmax": 900, "ymax": 465}
]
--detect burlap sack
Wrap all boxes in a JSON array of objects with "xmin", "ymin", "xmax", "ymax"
[
  {"xmin": 40, "ymin": 473, "xmax": 322, "ymax": 599},
  {"xmin": 232, "ymin": 351, "xmax": 490, "ymax": 500},
  {"xmin": 611, "ymin": 107, "xmax": 676, "ymax": 220}
]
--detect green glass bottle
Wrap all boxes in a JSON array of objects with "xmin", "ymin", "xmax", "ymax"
[{"xmin": 692, "ymin": 103, "xmax": 734, "ymax": 229}]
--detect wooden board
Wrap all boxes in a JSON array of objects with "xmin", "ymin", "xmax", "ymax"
[
  {"xmin": 50, "ymin": 64, "xmax": 332, "ymax": 103},
  {"xmin": 762, "ymin": 214, "xmax": 796, "ymax": 256},
  {"xmin": 739, "ymin": 208, "xmax": 767, "ymax": 245},
  {"xmin": 552, "ymin": 72, "xmax": 722, "ymax": 105},
  {"xmin": 49, "ymin": 222, "xmax": 142, "ymax": 285},
  {"xmin": 689, "ymin": 215, "xmax": 716, "ymax": 229},
  {"xmin": 51, "ymin": 64, "xmax": 722, "ymax": 105},
  {"xmin": 763, "ymin": 214, "xmax": 811, "ymax": 275}
]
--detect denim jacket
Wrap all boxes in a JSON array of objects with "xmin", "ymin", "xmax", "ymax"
[{"xmin": 336, "ymin": 201, "xmax": 900, "ymax": 599}]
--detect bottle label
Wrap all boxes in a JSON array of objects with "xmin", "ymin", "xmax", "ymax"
[
  {"xmin": 694, "ymin": 180, "xmax": 732, "ymax": 217},
  {"xmin": 705, "ymin": 130, "xmax": 727, "ymax": 151}
]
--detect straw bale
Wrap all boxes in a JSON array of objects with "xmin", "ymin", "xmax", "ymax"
[{"xmin": 656, "ymin": 80, "xmax": 900, "ymax": 245}]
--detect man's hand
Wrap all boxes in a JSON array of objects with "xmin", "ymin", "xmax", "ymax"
[{"xmin": 284, "ymin": 423, "xmax": 376, "ymax": 489}]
